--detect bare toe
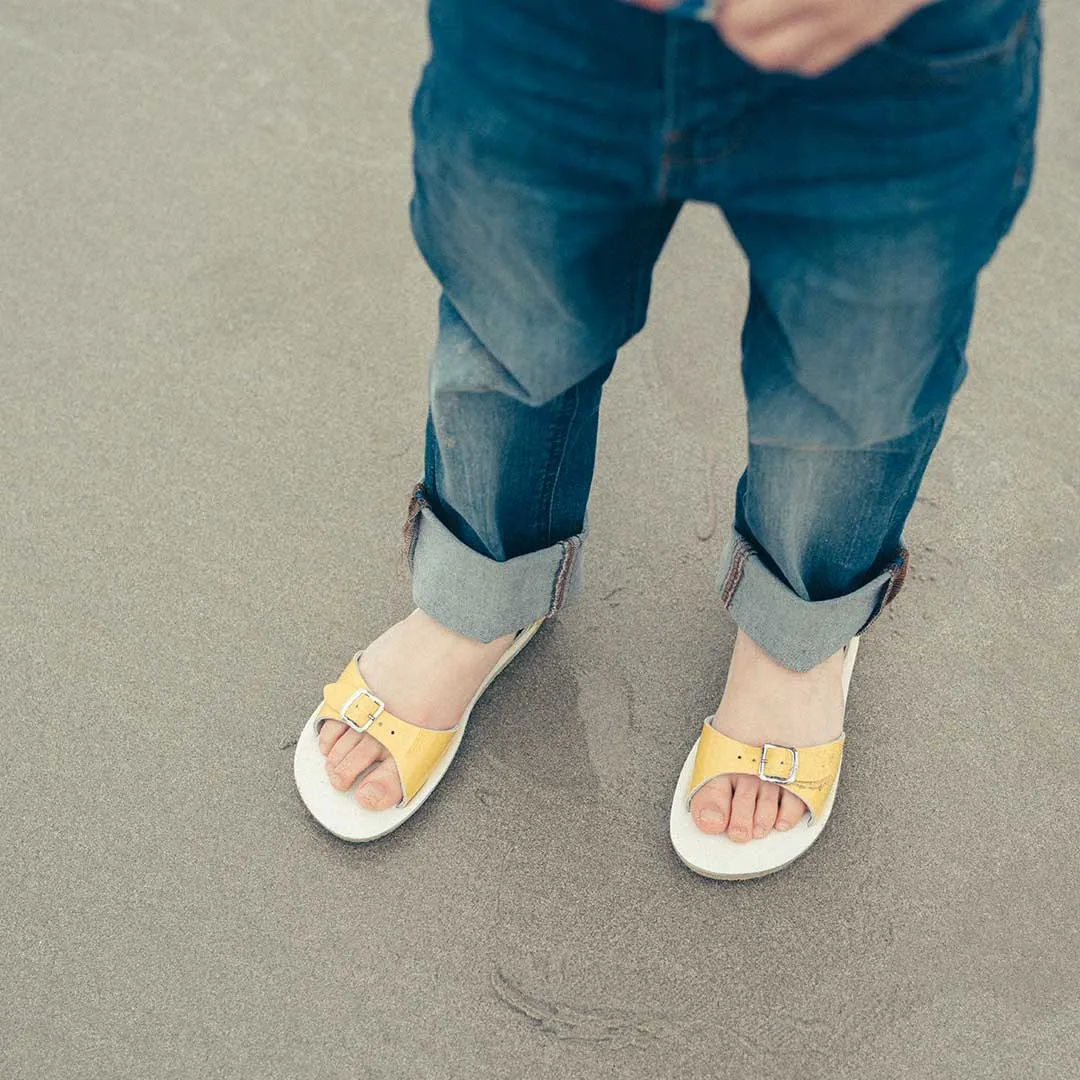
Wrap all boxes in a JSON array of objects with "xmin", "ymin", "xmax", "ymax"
[
  {"xmin": 753, "ymin": 782, "xmax": 780, "ymax": 838},
  {"xmin": 691, "ymin": 777, "xmax": 733, "ymax": 835},
  {"xmin": 318, "ymin": 718, "xmax": 347, "ymax": 756},
  {"xmin": 356, "ymin": 757, "xmax": 402, "ymax": 810},
  {"xmin": 727, "ymin": 774, "xmax": 759, "ymax": 843},
  {"xmin": 324, "ymin": 728, "xmax": 362, "ymax": 771},
  {"xmin": 775, "ymin": 789, "xmax": 807, "ymax": 832},
  {"xmin": 328, "ymin": 733, "xmax": 384, "ymax": 791}
]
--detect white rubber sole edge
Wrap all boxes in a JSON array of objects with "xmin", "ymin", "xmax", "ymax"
[
  {"xmin": 668, "ymin": 636, "xmax": 860, "ymax": 881},
  {"xmin": 293, "ymin": 616, "xmax": 546, "ymax": 842}
]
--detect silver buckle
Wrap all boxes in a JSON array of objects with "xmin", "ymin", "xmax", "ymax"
[
  {"xmin": 338, "ymin": 687, "xmax": 385, "ymax": 734},
  {"xmin": 758, "ymin": 743, "xmax": 798, "ymax": 784}
]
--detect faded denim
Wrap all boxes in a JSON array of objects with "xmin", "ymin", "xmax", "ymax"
[{"xmin": 404, "ymin": 0, "xmax": 1041, "ymax": 670}]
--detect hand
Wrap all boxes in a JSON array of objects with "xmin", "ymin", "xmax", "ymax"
[{"xmin": 711, "ymin": 0, "xmax": 935, "ymax": 77}]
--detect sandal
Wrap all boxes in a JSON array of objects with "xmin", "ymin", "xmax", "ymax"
[
  {"xmin": 668, "ymin": 636, "xmax": 860, "ymax": 880},
  {"xmin": 293, "ymin": 616, "xmax": 545, "ymax": 841}
]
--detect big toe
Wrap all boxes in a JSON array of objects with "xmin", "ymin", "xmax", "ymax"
[
  {"xmin": 356, "ymin": 757, "xmax": 402, "ymax": 811},
  {"xmin": 690, "ymin": 777, "xmax": 733, "ymax": 835}
]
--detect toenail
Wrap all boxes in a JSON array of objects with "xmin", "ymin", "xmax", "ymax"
[
  {"xmin": 700, "ymin": 808, "xmax": 724, "ymax": 827},
  {"xmin": 776, "ymin": 821, "xmax": 792, "ymax": 832},
  {"xmin": 753, "ymin": 826, "xmax": 766, "ymax": 839}
]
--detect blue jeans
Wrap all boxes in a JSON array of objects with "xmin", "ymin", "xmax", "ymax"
[{"xmin": 403, "ymin": 0, "xmax": 1041, "ymax": 671}]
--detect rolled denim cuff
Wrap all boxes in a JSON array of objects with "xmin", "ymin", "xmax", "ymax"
[
  {"xmin": 405, "ymin": 489, "xmax": 585, "ymax": 642},
  {"xmin": 716, "ymin": 527, "xmax": 907, "ymax": 672}
]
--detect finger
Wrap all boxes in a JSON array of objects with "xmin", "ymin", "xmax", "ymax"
[
  {"xmin": 719, "ymin": 17, "xmax": 826, "ymax": 73},
  {"xmin": 789, "ymin": 33, "xmax": 874, "ymax": 76},
  {"xmin": 717, "ymin": 0, "xmax": 814, "ymax": 41}
]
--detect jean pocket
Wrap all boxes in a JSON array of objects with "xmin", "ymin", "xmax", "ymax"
[{"xmin": 868, "ymin": 3, "xmax": 1032, "ymax": 83}]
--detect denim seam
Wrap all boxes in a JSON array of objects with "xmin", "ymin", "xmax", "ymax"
[
  {"xmin": 996, "ymin": 8, "xmax": 1040, "ymax": 243},
  {"xmin": 544, "ymin": 384, "xmax": 581, "ymax": 544},
  {"xmin": 719, "ymin": 535, "xmax": 754, "ymax": 609},
  {"xmin": 402, "ymin": 479, "xmax": 428, "ymax": 568},
  {"xmin": 839, "ymin": 411, "xmax": 941, "ymax": 603},
  {"xmin": 857, "ymin": 545, "xmax": 910, "ymax": 635},
  {"xmin": 549, "ymin": 535, "xmax": 582, "ymax": 617}
]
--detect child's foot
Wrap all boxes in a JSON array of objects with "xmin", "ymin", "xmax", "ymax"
[
  {"xmin": 318, "ymin": 609, "xmax": 516, "ymax": 809},
  {"xmin": 689, "ymin": 629, "xmax": 846, "ymax": 842}
]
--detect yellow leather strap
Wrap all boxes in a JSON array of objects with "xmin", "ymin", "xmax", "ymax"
[
  {"xmin": 688, "ymin": 722, "xmax": 845, "ymax": 824},
  {"xmin": 316, "ymin": 654, "xmax": 456, "ymax": 805}
]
